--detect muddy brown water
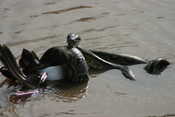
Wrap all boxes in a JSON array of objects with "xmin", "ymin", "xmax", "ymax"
[{"xmin": 0, "ymin": 0, "xmax": 175, "ymax": 117}]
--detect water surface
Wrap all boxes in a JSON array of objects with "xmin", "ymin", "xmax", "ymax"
[{"xmin": 0, "ymin": 0, "xmax": 175, "ymax": 116}]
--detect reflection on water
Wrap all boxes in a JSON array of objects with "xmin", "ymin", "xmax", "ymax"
[
  {"xmin": 0, "ymin": 80, "xmax": 88, "ymax": 116},
  {"xmin": 50, "ymin": 81, "xmax": 88, "ymax": 102},
  {"xmin": 7, "ymin": 81, "xmax": 88, "ymax": 104}
]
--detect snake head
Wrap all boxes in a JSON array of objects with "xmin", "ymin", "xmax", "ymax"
[{"xmin": 121, "ymin": 66, "xmax": 136, "ymax": 81}]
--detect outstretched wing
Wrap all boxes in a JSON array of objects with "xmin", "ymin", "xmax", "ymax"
[
  {"xmin": 78, "ymin": 47, "xmax": 136, "ymax": 80},
  {"xmin": 0, "ymin": 45, "xmax": 36, "ymax": 88}
]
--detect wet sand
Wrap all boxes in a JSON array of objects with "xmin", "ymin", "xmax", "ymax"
[{"xmin": 0, "ymin": 0, "xmax": 175, "ymax": 117}]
